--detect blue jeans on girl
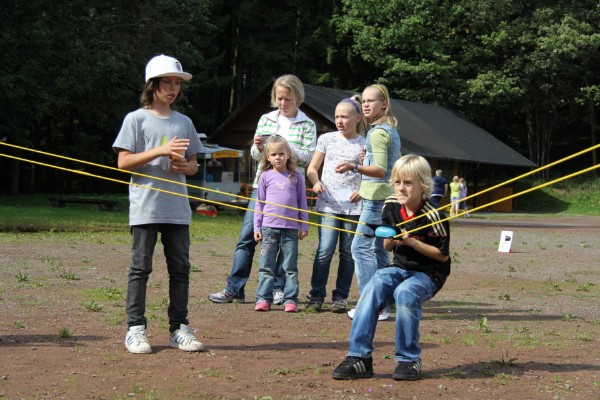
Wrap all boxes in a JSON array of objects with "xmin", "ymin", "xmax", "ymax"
[
  {"xmin": 309, "ymin": 213, "xmax": 359, "ymax": 300},
  {"xmin": 351, "ymin": 199, "xmax": 390, "ymax": 294},
  {"xmin": 256, "ymin": 227, "xmax": 299, "ymax": 305},
  {"xmin": 225, "ymin": 191, "xmax": 285, "ymax": 298}
]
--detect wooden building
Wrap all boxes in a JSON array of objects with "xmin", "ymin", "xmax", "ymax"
[{"xmin": 209, "ymin": 82, "xmax": 536, "ymax": 212}]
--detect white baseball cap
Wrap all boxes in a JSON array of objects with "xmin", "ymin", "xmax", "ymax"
[{"xmin": 145, "ymin": 54, "xmax": 192, "ymax": 82}]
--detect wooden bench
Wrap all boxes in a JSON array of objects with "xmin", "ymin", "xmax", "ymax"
[{"xmin": 48, "ymin": 196, "xmax": 118, "ymax": 211}]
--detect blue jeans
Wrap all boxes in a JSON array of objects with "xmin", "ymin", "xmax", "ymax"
[
  {"xmin": 225, "ymin": 191, "xmax": 285, "ymax": 298},
  {"xmin": 126, "ymin": 224, "xmax": 190, "ymax": 332},
  {"xmin": 347, "ymin": 267, "xmax": 437, "ymax": 362},
  {"xmin": 256, "ymin": 227, "xmax": 299, "ymax": 304},
  {"xmin": 309, "ymin": 213, "xmax": 359, "ymax": 300},
  {"xmin": 351, "ymin": 199, "xmax": 389, "ymax": 294}
]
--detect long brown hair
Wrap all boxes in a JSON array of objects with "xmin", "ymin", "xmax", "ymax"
[{"xmin": 140, "ymin": 77, "xmax": 183, "ymax": 109}]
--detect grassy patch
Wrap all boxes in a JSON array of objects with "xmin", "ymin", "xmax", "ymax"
[{"xmin": 514, "ymin": 176, "xmax": 600, "ymax": 214}]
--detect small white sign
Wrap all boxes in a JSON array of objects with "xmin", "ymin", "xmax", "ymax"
[{"xmin": 498, "ymin": 230, "xmax": 514, "ymax": 253}]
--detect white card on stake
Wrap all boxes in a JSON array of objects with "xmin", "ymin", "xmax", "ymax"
[{"xmin": 498, "ymin": 230, "xmax": 513, "ymax": 253}]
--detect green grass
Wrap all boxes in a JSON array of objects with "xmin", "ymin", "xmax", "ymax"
[
  {"xmin": 0, "ymin": 193, "xmax": 243, "ymax": 236},
  {"xmin": 514, "ymin": 176, "xmax": 600, "ymax": 214},
  {"xmin": 2, "ymin": 176, "xmax": 599, "ymax": 232},
  {"xmin": 0, "ymin": 193, "xmax": 321, "ymax": 236}
]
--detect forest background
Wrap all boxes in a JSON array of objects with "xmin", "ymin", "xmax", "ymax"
[{"xmin": 1, "ymin": 0, "xmax": 599, "ymax": 195}]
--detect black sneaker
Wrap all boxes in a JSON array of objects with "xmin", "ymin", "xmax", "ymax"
[
  {"xmin": 332, "ymin": 356, "xmax": 374, "ymax": 380},
  {"xmin": 305, "ymin": 296, "xmax": 324, "ymax": 312},
  {"xmin": 331, "ymin": 299, "xmax": 348, "ymax": 313},
  {"xmin": 392, "ymin": 359, "xmax": 422, "ymax": 381}
]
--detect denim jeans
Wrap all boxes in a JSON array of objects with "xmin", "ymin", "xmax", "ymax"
[
  {"xmin": 126, "ymin": 224, "xmax": 190, "ymax": 332},
  {"xmin": 309, "ymin": 213, "xmax": 359, "ymax": 300},
  {"xmin": 351, "ymin": 199, "xmax": 390, "ymax": 294},
  {"xmin": 256, "ymin": 227, "xmax": 299, "ymax": 304},
  {"xmin": 347, "ymin": 267, "xmax": 437, "ymax": 362},
  {"xmin": 225, "ymin": 190, "xmax": 285, "ymax": 298}
]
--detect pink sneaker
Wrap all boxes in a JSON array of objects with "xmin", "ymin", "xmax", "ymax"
[
  {"xmin": 284, "ymin": 302, "xmax": 298, "ymax": 313},
  {"xmin": 255, "ymin": 300, "xmax": 270, "ymax": 311}
]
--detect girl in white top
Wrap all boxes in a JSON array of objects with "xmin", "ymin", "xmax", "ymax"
[{"xmin": 305, "ymin": 96, "xmax": 366, "ymax": 313}]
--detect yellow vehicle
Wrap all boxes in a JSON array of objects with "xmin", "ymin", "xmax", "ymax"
[{"xmin": 187, "ymin": 133, "xmax": 248, "ymax": 210}]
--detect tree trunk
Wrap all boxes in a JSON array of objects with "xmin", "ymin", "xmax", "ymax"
[{"xmin": 9, "ymin": 158, "xmax": 20, "ymax": 195}]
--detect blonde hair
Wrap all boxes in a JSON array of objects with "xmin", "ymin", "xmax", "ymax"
[
  {"xmin": 260, "ymin": 135, "xmax": 297, "ymax": 179},
  {"xmin": 390, "ymin": 154, "xmax": 433, "ymax": 199},
  {"xmin": 337, "ymin": 94, "xmax": 366, "ymax": 135},
  {"xmin": 365, "ymin": 83, "xmax": 398, "ymax": 128},
  {"xmin": 270, "ymin": 74, "xmax": 305, "ymax": 108},
  {"xmin": 140, "ymin": 77, "xmax": 183, "ymax": 109}
]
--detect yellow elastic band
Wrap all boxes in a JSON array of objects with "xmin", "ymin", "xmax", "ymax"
[{"xmin": 371, "ymin": 84, "xmax": 388, "ymax": 102}]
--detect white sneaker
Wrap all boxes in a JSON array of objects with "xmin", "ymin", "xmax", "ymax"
[
  {"xmin": 125, "ymin": 325, "xmax": 152, "ymax": 354},
  {"xmin": 346, "ymin": 308, "xmax": 390, "ymax": 321},
  {"xmin": 273, "ymin": 290, "xmax": 284, "ymax": 305},
  {"xmin": 378, "ymin": 309, "xmax": 390, "ymax": 321},
  {"xmin": 169, "ymin": 324, "xmax": 205, "ymax": 352}
]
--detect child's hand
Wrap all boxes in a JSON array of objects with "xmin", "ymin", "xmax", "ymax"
[
  {"xmin": 254, "ymin": 231, "xmax": 262, "ymax": 242},
  {"xmin": 334, "ymin": 161, "xmax": 353, "ymax": 174},
  {"xmin": 349, "ymin": 191, "xmax": 362, "ymax": 203},
  {"xmin": 298, "ymin": 230, "xmax": 308, "ymax": 240},
  {"xmin": 312, "ymin": 181, "xmax": 325, "ymax": 193},
  {"xmin": 160, "ymin": 136, "xmax": 189, "ymax": 160},
  {"xmin": 170, "ymin": 156, "xmax": 188, "ymax": 174}
]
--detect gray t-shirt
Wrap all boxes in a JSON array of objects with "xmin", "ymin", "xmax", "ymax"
[{"xmin": 112, "ymin": 108, "xmax": 203, "ymax": 226}]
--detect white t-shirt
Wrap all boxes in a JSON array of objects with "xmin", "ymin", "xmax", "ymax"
[{"xmin": 315, "ymin": 131, "xmax": 365, "ymax": 215}]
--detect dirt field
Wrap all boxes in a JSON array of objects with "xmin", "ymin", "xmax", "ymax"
[{"xmin": 1, "ymin": 214, "xmax": 599, "ymax": 400}]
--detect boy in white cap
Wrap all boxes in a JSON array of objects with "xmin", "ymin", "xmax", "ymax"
[{"xmin": 113, "ymin": 54, "xmax": 204, "ymax": 354}]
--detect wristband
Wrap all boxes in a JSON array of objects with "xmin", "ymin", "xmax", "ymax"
[{"xmin": 353, "ymin": 163, "xmax": 359, "ymax": 173}]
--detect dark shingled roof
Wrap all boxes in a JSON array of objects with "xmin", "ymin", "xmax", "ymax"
[
  {"xmin": 210, "ymin": 82, "xmax": 535, "ymax": 168},
  {"xmin": 303, "ymin": 84, "xmax": 535, "ymax": 167}
]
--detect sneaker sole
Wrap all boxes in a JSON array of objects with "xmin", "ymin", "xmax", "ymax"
[
  {"xmin": 168, "ymin": 341, "xmax": 205, "ymax": 352},
  {"xmin": 392, "ymin": 373, "xmax": 421, "ymax": 381},
  {"xmin": 208, "ymin": 296, "xmax": 245, "ymax": 304},
  {"xmin": 332, "ymin": 371, "xmax": 374, "ymax": 380},
  {"xmin": 125, "ymin": 343, "xmax": 152, "ymax": 354}
]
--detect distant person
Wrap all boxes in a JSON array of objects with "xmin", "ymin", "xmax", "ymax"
[
  {"xmin": 449, "ymin": 176, "xmax": 461, "ymax": 216},
  {"xmin": 305, "ymin": 96, "xmax": 366, "ymax": 313},
  {"xmin": 113, "ymin": 54, "xmax": 204, "ymax": 354},
  {"xmin": 335, "ymin": 83, "xmax": 401, "ymax": 321},
  {"xmin": 209, "ymin": 74, "xmax": 316, "ymax": 305},
  {"xmin": 332, "ymin": 154, "xmax": 451, "ymax": 381},
  {"xmin": 459, "ymin": 177, "xmax": 470, "ymax": 217},
  {"xmin": 253, "ymin": 135, "xmax": 308, "ymax": 312},
  {"xmin": 208, "ymin": 159, "xmax": 223, "ymax": 168},
  {"xmin": 429, "ymin": 169, "xmax": 447, "ymax": 208}
]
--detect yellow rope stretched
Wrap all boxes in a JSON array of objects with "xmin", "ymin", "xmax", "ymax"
[
  {"xmin": 0, "ymin": 152, "xmax": 340, "ymax": 233},
  {"xmin": 393, "ymin": 142, "xmax": 600, "ymax": 229},
  {"xmin": 0, "ymin": 141, "xmax": 362, "ymax": 227},
  {"xmin": 393, "ymin": 163, "xmax": 600, "ymax": 239},
  {"xmin": 1, "ymin": 140, "xmax": 598, "ymax": 237}
]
